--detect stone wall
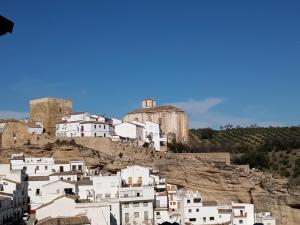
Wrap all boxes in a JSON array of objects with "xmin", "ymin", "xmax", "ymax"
[
  {"xmin": 30, "ymin": 97, "xmax": 72, "ymax": 137},
  {"xmin": 1, "ymin": 121, "xmax": 30, "ymax": 148},
  {"xmin": 167, "ymin": 152, "xmax": 231, "ymax": 165},
  {"xmin": 0, "ymin": 121, "xmax": 53, "ymax": 149}
]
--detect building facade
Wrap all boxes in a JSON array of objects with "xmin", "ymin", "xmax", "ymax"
[{"xmin": 123, "ymin": 98, "xmax": 188, "ymax": 143}]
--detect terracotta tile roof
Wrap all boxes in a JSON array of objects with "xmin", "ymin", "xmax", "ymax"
[
  {"xmin": 127, "ymin": 105, "xmax": 184, "ymax": 114},
  {"xmin": 54, "ymin": 160, "xmax": 69, "ymax": 164},
  {"xmin": 28, "ymin": 176, "xmax": 50, "ymax": 181},
  {"xmin": 202, "ymin": 200, "xmax": 218, "ymax": 206},
  {"xmin": 37, "ymin": 216, "xmax": 90, "ymax": 225},
  {"xmin": 69, "ymin": 112, "xmax": 87, "ymax": 115},
  {"xmin": 218, "ymin": 208, "xmax": 232, "ymax": 213},
  {"xmin": 49, "ymin": 171, "xmax": 79, "ymax": 176},
  {"xmin": 76, "ymin": 180, "xmax": 93, "ymax": 186}
]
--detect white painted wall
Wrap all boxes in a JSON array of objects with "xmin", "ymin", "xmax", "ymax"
[
  {"xmin": 145, "ymin": 121, "xmax": 160, "ymax": 151},
  {"xmin": 114, "ymin": 122, "xmax": 138, "ymax": 139},
  {"xmin": 120, "ymin": 165, "xmax": 154, "ymax": 186},
  {"xmin": 232, "ymin": 203, "xmax": 254, "ymax": 225},
  {"xmin": 93, "ymin": 175, "xmax": 121, "ymax": 201},
  {"xmin": 121, "ymin": 200, "xmax": 154, "ymax": 225},
  {"xmin": 35, "ymin": 196, "xmax": 111, "ymax": 225}
]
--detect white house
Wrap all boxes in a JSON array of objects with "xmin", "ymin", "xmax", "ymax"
[
  {"xmin": 0, "ymin": 164, "xmax": 28, "ymax": 223},
  {"xmin": 119, "ymin": 185, "xmax": 155, "ymax": 225},
  {"xmin": 10, "ymin": 154, "xmax": 86, "ymax": 177},
  {"xmin": 35, "ymin": 195, "xmax": 111, "ymax": 225},
  {"xmin": 178, "ymin": 189, "xmax": 232, "ymax": 225},
  {"xmin": 56, "ymin": 112, "xmax": 113, "ymax": 138},
  {"xmin": 255, "ymin": 211, "xmax": 276, "ymax": 225},
  {"xmin": 114, "ymin": 122, "xmax": 144, "ymax": 141},
  {"xmin": 120, "ymin": 165, "xmax": 156, "ymax": 187},
  {"xmin": 231, "ymin": 203, "xmax": 255, "ymax": 225}
]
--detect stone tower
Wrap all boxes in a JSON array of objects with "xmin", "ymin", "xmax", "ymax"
[
  {"xmin": 29, "ymin": 97, "xmax": 72, "ymax": 137},
  {"xmin": 124, "ymin": 98, "xmax": 189, "ymax": 143}
]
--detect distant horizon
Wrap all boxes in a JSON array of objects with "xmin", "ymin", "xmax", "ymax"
[{"xmin": 1, "ymin": 1, "xmax": 300, "ymax": 129}]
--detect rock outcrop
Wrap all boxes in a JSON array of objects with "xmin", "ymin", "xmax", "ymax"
[{"xmin": 0, "ymin": 141, "xmax": 299, "ymax": 225}]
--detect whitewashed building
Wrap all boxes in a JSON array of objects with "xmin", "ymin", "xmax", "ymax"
[
  {"xmin": 178, "ymin": 189, "xmax": 233, "ymax": 225},
  {"xmin": 10, "ymin": 154, "xmax": 86, "ymax": 177},
  {"xmin": 0, "ymin": 164, "xmax": 28, "ymax": 224},
  {"xmin": 56, "ymin": 112, "xmax": 112, "ymax": 138},
  {"xmin": 255, "ymin": 211, "xmax": 276, "ymax": 225},
  {"xmin": 232, "ymin": 203, "xmax": 255, "ymax": 225},
  {"xmin": 35, "ymin": 195, "xmax": 111, "ymax": 225},
  {"xmin": 114, "ymin": 122, "xmax": 144, "ymax": 141}
]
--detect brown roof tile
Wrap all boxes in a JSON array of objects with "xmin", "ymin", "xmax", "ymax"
[
  {"xmin": 37, "ymin": 216, "xmax": 90, "ymax": 225},
  {"xmin": 28, "ymin": 176, "xmax": 50, "ymax": 181},
  {"xmin": 127, "ymin": 105, "xmax": 184, "ymax": 114}
]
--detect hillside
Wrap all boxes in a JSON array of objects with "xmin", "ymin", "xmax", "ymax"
[
  {"xmin": 0, "ymin": 141, "xmax": 299, "ymax": 225},
  {"xmin": 169, "ymin": 127, "xmax": 300, "ymax": 186},
  {"xmin": 190, "ymin": 127, "xmax": 300, "ymax": 149}
]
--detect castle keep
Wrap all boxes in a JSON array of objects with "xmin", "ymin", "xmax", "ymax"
[
  {"xmin": 123, "ymin": 98, "xmax": 189, "ymax": 142},
  {"xmin": 30, "ymin": 97, "xmax": 72, "ymax": 137}
]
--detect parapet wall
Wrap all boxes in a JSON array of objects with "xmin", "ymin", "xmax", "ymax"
[{"xmin": 167, "ymin": 152, "xmax": 231, "ymax": 165}]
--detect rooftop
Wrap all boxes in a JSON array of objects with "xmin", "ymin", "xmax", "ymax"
[
  {"xmin": 30, "ymin": 97, "xmax": 72, "ymax": 104},
  {"xmin": 37, "ymin": 216, "xmax": 90, "ymax": 225},
  {"xmin": 127, "ymin": 105, "xmax": 184, "ymax": 114},
  {"xmin": 28, "ymin": 176, "xmax": 50, "ymax": 181}
]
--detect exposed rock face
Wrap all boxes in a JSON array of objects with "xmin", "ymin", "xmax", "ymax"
[{"xmin": 0, "ymin": 142, "xmax": 299, "ymax": 225}]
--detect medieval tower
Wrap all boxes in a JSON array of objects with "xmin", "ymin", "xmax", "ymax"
[{"xmin": 29, "ymin": 97, "xmax": 72, "ymax": 137}]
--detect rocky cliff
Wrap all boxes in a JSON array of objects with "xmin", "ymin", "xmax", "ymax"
[{"xmin": 0, "ymin": 141, "xmax": 299, "ymax": 225}]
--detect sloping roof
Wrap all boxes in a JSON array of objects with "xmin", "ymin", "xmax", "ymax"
[
  {"xmin": 76, "ymin": 180, "xmax": 93, "ymax": 186},
  {"xmin": 36, "ymin": 194, "xmax": 79, "ymax": 210},
  {"xmin": 49, "ymin": 171, "xmax": 78, "ymax": 176},
  {"xmin": 127, "ymin": 105, "xmax": 184, "ymax": 114},
  {"xmin": 202, "ymin": 200, "xmax": 218, "ymax": 206},
  {"xmin": 2, "ymin": 178, "xmax": 20, "ymax": 184},
  {"xmin": 69, "ymin": 112, "xmax": 87, "ymax": 115},
  {"xmin": 28, "ymin": 176, "xmax": 50, "ymax": 181},
  {"xmin": 218, "ymin": 208, "xmax": 232, "ymax": 213},
  {"xmin": 38, "ymin": 216, "xmax": 90, "ymax": 225}
]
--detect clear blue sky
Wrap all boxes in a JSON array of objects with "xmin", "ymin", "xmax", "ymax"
[{"xmin": 1, "ymin": 1, "xmax": 300, "ymax": 128}]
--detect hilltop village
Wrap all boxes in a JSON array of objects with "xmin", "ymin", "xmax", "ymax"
[{"xmin": 0, "ymin": 97, "xmax": 277, "ymax": 225}]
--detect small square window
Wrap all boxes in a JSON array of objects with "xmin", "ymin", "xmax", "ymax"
[{"xmin": 134, "ymin": 212, "xmax": 139, "ymax": 218}]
